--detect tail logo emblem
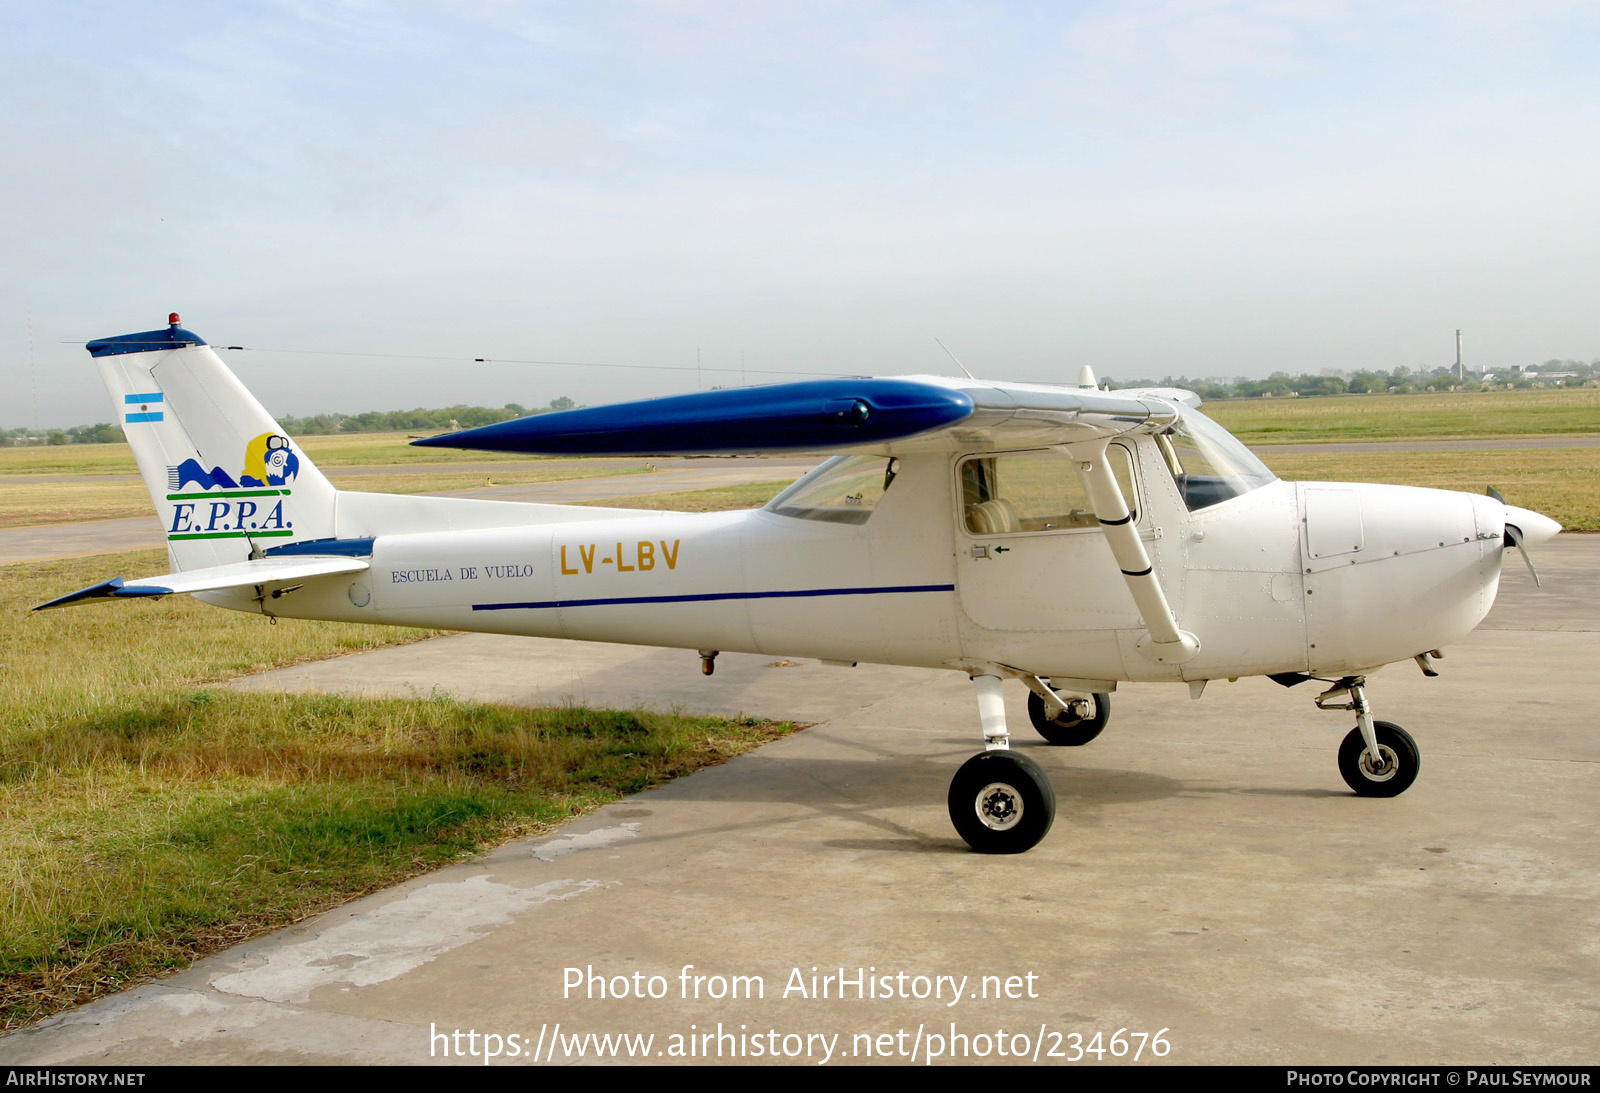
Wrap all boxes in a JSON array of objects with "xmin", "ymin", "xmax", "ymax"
[
  {"xmin": 167, "ymin": 432, "xmax": 300, "ymax": 491},
  {"xmin": 163, "ymin": 433, "xmax": 299, "ymax": 542}
]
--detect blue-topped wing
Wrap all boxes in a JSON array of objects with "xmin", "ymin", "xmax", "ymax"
[{"xmin": 410, "ymin": 378, "xmax": 976, "ymax": 456}]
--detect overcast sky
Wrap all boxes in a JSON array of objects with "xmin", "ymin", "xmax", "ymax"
[{"xmin": 3, "ymin": 1, "xmax": 1598, "ymax": 427}]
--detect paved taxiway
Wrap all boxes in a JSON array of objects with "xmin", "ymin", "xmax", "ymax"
[{"xmin": 3, "ymin": 537, "xmax": 1595, "ymax": 1065}]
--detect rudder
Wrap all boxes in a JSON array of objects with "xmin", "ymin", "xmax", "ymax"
[{"xmin": 90, "ymin": 315, "xmax": 337, "ymax": 571}]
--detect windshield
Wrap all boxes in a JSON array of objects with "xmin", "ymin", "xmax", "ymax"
[
  {"xmin": 1154, "ymin": 409, "xmax": 1276, "ymax": 511},
  {"xmin": 765, "ymin": 455, "xmax": 897, "ymax": 525}
]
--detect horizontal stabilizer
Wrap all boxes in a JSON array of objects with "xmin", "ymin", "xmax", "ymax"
[{"xmin": 34, "ymin": 556, "xmax": 369, "ymax": 611}]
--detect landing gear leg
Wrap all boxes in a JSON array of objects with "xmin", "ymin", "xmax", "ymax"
[
  {"xmin": 948, "ymin": 675, "xmax": 1056, "ymax": 853},
  {"xmin": 1316, "ymin": 676, "xmax": 1421, "ymax": 797},
  {"xmin": 975, "ymin": 673, "xmax": 1009, "ymax": 752}
]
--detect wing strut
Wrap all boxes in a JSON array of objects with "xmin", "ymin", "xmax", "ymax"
[{"xmin": 1066, "ymin": 439, "xmax": 1200, "ymax": 665}]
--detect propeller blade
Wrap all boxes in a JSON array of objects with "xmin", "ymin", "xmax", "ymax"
[
  {"xmin": 1504, "ymin": 524, "xmax": 1541, "ymax": 587},
  {"xmin": 1490, "ymin": 493, "xmax": 1558, "ymax": 588}
]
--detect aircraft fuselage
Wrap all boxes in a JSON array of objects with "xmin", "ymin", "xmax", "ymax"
[{"xmin": 208, "ymin": 440, "xmax": 1510, "ymax": 686}]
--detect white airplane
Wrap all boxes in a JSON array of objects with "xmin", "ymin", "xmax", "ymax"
[{"xmin": 39, "ymin": 315, "xmax": 1562, "ymax": 853}]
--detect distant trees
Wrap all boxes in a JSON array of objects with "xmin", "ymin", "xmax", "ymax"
[
  {"xmin": 0, "ymin": 398, "xmax": 582, "ymax": 445},
  {"xmin": 274, "ymin": 396, "xmax": 580, "ymax": 436},
  {"xmin": 0, "ymin": 422, "xmax": 123, "ymax": 446},
  {"xmin": 1103, "ymin": 359, "xmax": 1598, "ymax": 399},
  {"xmin": 8, "ymin": 355, "xmax": 1600, "ymax": 444}
]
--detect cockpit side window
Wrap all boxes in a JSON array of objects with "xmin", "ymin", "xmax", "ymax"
[
  {"xmin": 1157, "ymin": 409, "xmax": 1277, "ymax": 511},
  {"xmin": 959, "ymin": 446, "xmax": 1137, "ymax": 535}
]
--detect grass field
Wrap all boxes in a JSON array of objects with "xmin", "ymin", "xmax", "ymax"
[
  {"xmin": 585, "ymin": 455, "xmax": 1600, "ymax": 528},
  {"xmin": 295, "ymin": 431, "xmax": 592, "ymax": 467},
  {"xmin": 0, "ymin": 551, "xmax": 793, "ymax": 1029},
  {"xmin": 1263, "ymin": 447, "xmax": 1600, "ymax": 531},
  {"xmin": 595, "ymin": 480, "xmax": 794, "ymax": 512},
  {"xmin": 0, "ymin": 431, "xmax": 634, "ymax": 475},
  {"xmin": 1203, "ymin": 388, "xmax": 1600, "ymax": 442},
  {"xmin": 0, "ymin": 463, "xmax": 648, "ymax": 530}
]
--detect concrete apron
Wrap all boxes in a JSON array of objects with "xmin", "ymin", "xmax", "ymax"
[{"xmin": 4, "ymin": 539, "xmax": 1597, "ymax": 1066}]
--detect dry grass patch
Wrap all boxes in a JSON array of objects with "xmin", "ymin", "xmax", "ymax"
[
  {"xmin": 588, "ymin": 480, "xmax": 793, "ymax": 512},
  {"xmin": 0, "ymin": 465, "xmax": 648, "ymax": 529},
  {"xmin": 1266, "ymin": 448, "xmax": 1600, "ymax": 531},
  {"xmin": 0, "ymin": 481, "xmax": 153, "ymax": 528},
  {"xmin": 1, "ymin": 550, "xmax": 794, "ymax": 1029},
  {"xmin": 1206, "ymin": 388, "xmax": 1600, "ymax": 443}
]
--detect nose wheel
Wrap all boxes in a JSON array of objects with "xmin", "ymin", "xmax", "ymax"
[
  {"xmin": 1316, "ymin": 677, "xmax": 1422, "ymax": 798},
  {"xmin": 1337, "ymin": 721, "xmax": 1420, "ymax": 797}
]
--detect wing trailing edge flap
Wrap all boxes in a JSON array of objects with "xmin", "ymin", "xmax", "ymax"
[
  {"xmin": 411, "ymin": 375, "xmax": 1193, "ymax": 457},
  {"xmin": 34, "ymin": 556, "xmax": 369, "ymax": 611}
]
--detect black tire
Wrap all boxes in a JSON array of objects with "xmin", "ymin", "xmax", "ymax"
[
  {"xmin": 1338, "ymin": 721, "xmax": 1420, "ymax": 797},
  {"xmin": 947, "ymin": 751, "xmax": 1056, "ymax": 854},
  {"xmin": 1026, "ymin": 689, "xmax": 1110, "ymax": 746}
]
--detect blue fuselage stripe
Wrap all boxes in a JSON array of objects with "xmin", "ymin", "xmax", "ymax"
[{"xmin": 471, "ymin": 582, "xmax": 955, "ymax": 612}]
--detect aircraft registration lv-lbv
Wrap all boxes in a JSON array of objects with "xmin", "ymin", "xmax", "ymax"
[{"xmin": 38, "ymin": 315, "xmax": 1562, "ymax": 853}]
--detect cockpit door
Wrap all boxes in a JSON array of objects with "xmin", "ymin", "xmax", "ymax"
[{"xmin": 954, "ymin": 446, "xmax": 1143, "ymax": 632}]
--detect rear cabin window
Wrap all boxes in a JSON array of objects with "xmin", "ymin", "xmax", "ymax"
[
  {"xmin": 959, "ymin": 447, "xmax": 1137, "ymax": 535},
  {"xmin": 766, "ymin": 455, "xmax": 898, "ymax": 525}
]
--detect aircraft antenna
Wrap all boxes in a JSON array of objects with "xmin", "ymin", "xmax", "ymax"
[{"xmin": 934, "ymin": 338, "xmax": 977, "ymax": 379}]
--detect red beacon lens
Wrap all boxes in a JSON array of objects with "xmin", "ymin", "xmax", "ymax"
[{"xmin": 168, "ymin": 312, "xmax": 181, "ymax": 325}]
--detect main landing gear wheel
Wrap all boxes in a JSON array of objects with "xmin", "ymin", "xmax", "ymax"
[
  {"xmin": 1338, "ymin": 721, "xmax": 1420, "ymax": 798},
  {"xmin": 948, "ymin": 751, "xmax": 1056, "ymax": 854},
  {"xmin": 1026, "ymin": 690, "xmax": 1111, "ymax": 746}
]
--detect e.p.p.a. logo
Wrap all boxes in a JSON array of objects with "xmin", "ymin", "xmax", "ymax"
[{"xmin": 164, "ymin": 432, "xmax": 301, "ymax": 542}]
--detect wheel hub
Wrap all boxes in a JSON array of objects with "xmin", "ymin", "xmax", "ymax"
[
  {"xmin": 976, "ymin": 783, "xmax": 1024, "ymax": 830},
  {"xmin": 1051, "ymin": 698, "xmax": 1091, "ymax": 726},
  {"xmin": 1359, "ymin": 745, "xmax": 1398, "ymax": 781}
]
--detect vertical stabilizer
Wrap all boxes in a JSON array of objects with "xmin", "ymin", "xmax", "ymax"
[{"xmin": 89, "ymin": 315, "xmax": 337, "ymax": 571}]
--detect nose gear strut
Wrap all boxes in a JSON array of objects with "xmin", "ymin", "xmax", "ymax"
[{"xmin": 1314, "ymin": 676, "xmax": 1421, "ymax": 797}]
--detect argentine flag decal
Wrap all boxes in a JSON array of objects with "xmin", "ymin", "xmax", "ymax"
[{"xmin": 124, "ymin": 392, "xmax": 164, "ymax": 423}]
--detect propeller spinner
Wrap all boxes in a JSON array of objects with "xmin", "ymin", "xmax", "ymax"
[{"xmin": 1488, "ymin": 486, "xmax": 1562, "ymax": 586}]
